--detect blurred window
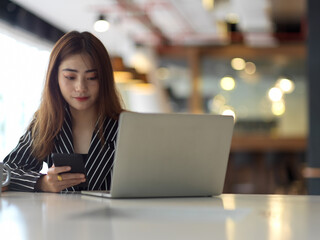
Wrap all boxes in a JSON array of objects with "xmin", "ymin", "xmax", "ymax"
[{"xmin": 0, "ymin": 21, "xmax": 52, "ymax": 161}]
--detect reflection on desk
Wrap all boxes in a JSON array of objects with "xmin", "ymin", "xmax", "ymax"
[{"xmin": 0, "ymin": 192, "xmax": 320, "ymax": 240}]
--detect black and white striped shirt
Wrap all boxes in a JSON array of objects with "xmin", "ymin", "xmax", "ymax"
[{"xmin": 3, "ymin": 107, "xmax": 119, "ymax": 192}]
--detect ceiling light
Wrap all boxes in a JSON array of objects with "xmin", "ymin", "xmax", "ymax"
[
  {"xmin": 94, "ymin": 14, "xmax": 110, "ymax": 32},
  {"xmin": 202, "ymin": 0, "xmax": 214, "ymax": 11}
]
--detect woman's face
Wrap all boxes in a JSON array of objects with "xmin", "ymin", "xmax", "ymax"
[{"xmin": 58, "ymin": 53, "xmax": 99, "ymax": 114}]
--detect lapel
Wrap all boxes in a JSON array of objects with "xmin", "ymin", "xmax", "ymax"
[
  {"xmin": 54, "ymin": 107, "xmax": 119, "ymax": 190},
  {"xmin": 85, "ymin": 117, "xmax": 118, "ymax": 189},
  {"xmin": 54, "ymin": 107, "xmax": 74, "ymax": 154}
]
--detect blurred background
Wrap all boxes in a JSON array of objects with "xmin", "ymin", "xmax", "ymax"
[{"xmin": 0, "ymin": 0, "xmax": 308, "ymax": 194}]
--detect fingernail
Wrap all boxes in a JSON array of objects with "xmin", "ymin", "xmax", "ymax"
[{"xmin": 66, "ymin": 167, "xmax": 71, "ymax": 171}]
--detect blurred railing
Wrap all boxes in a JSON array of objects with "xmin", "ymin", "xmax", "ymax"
[{"xmin": 224, "ymin": 135, "xmax": 307, "ymax": 194}]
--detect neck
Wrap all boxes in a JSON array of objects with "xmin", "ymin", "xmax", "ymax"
[{"xmin": 70, "ymin": 107, "xmax": 98, "ymax": 129}]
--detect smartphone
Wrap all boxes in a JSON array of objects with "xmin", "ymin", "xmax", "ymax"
[
  {"xmin": 51, "ymin": 153, "xmax": 87, "ymax": 189},
  {"xmin": 51, "ymin": 153, "xmax": 85, "ymax": 174}
]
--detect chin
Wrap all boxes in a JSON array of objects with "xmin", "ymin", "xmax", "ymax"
[
  {"xmin": 70, "ymin": 105, "xmax": 89, "ymax": 111},
  {"xmin": 72, "ymin": 104, "xmax": 97, "ymax": 112}
]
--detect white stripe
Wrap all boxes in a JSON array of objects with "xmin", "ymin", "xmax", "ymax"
[
  {"xmin": 105, "ymin": 120, "xmax": 117, "ymax": 141},
  {"xmin": 98, "ymin": 162, "xmax": 114, "ymax": 189},
  {"xmin": 10, "ymin": 182, "xmax": 34, "ymax": 190},
  {"xmin": 10, "ymin": 170, "xmax": 41, "ymax": 178},
  {"xmin": 65, "ymin": 107, "xmax": 72, "ymax": 119},
  {"xmin": 59, "ymin": 145, "xmax": 63, "ymax": 153},
  {"xmin": 26, "ymin": 157, "xmax": 38, "ymax": 167},
  {"xmin": 106, "ymin": 162, "xmax": 114, "ymax": 176},
  {"xmin": 20, "ymin": 157, "xmax": 42, "ymax": 171},
  {"xmin": 111, "ymin": 127, "xmax": 119, "ymax": 141},
  {"xmin": 7, "ymin": 164, "xmax": 41, "ymax": 176},
  {"xmin": 90, "ymin": 147, "xmax": 115, "ymax": 189},
  {"xmin": 11, "ymin": 131, "xmax": 32, "ymax": 164},
  {"xmin": 16, "ymin": 142, "xmax": 33, "ymax": 165},
  {"xmin": 8, "ymin": 131, "xmax": 30, "ymax": 159},
  {"xmin": 64, "ymin": 117, "xmax": 72, "ymax": 134},
  {"xmin": 26, "ymin": 158, "xmax": 38, "ymax": 168},
  {"xmin": 86, "ymin": 118, "xmax": 112, "ymax": 164},
  {"xmin": 85, "ymin": 119, "xmax": 116, "ymax": 172},
  {"xmin": 21, "ymin": 134, "xmax": 34, "ymax": 161},
  {"xmin": 86, "ymin": 140, "xmax": 107, "ymax": 174},
  {"xmin": 86, "ymin": 119, "xmax": 117, "ymax": 188},
  {"xmin": 62, "ymin": 126, "xmax": 73, "ymax": 151},
  {"xmin": 20, "ymin": 140, "xmax": 38, "ymax": 165},
  {"xmin": 60, "ymin": 135, "xmax": 71, "ymax": 153},
  {"xmin": 11, "ymin": 177, "xmax": 37, "ymax": 184}
]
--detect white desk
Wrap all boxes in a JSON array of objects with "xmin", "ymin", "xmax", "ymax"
[{"xmin": 1, "ymin": 192, "xmax": 320, "ymax": 240}]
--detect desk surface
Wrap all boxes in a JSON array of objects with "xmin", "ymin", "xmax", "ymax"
[{"xmin": 1, "ymin": 192, "xmax": 320, "ymax": 240}]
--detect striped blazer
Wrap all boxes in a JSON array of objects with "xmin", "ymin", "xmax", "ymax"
[{"xmin": 3, "ymin": 107, "xmax": 119, "ymax": 192}]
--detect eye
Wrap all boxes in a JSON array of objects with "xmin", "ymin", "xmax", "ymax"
[
  {"xmin": 64, "ymin": 75, "xmax": 75, "ymax": 80},
  {"xmin": 86, "ymin": 73, "xmax": 98, "ymax": 81},
  {"xmin": 87, "ymin": 76, "xmax": 98, "ymax": 81}
]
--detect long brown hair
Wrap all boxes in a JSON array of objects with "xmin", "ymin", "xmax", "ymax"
[{"xmin": 30, "ymin": 31, "xmax": 123, "ymax": 160}]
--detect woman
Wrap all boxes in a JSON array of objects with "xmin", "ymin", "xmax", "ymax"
[{"xmin": 3, "ymin": 31, "xmax": 124, "ymax": 192}]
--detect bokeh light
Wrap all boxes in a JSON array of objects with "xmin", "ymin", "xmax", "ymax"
[
  {"xmin": 231, "ymin": 58, "xmax": 246, "ymax": 71},
  {"xmin": 268, "ymin": 87, "xmax": 283, "ymax": 102},
  {"xmin": 220, "ymin": 76, "xmax": 236, "ymax": 91}
]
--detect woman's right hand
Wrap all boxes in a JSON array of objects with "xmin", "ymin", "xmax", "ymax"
[{"xmin": 36, "ymin": 165, "xmax": 86, "ymax": 192}]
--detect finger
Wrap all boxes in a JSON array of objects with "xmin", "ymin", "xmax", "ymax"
[
  {"xmin": 48, "ymin": 166, "xmax": 71, "ymax": 175},
  {"xmin": 58, "ymin": 179, "xmax": 86, "ymax": 189},
  {"xmin": 59, "ymin": 173, "xmax": 86, "ymax": 181},
  {"xmin": 55, "ymin": 166, "xmax": 72, "ymax": 174},
  {"xmin": 45, "ymin": 171, "xmax": 69, "ymax": 183}
]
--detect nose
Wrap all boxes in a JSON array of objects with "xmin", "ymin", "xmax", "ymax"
[{"xmin": 75, "ymin": 78, "xmax": 87, "ymax": 92}]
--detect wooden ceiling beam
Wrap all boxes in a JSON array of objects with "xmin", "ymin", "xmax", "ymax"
[{"xmin": 156, "ymin": 43, "xmax": 306, "ymax": 59}]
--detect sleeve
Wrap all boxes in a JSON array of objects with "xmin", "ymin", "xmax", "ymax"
[{"xmin": 3, "ymin": 130, "xmax": 44, "ymax": 192}]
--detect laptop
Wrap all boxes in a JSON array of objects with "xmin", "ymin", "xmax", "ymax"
[{"xmin": 81, "ymin": 112, "xmax": 234, "ymax": 198}]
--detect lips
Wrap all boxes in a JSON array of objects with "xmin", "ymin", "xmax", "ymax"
[{"xmin": 74, "ymin": 96, "xmax": 89, "ymax": 102}]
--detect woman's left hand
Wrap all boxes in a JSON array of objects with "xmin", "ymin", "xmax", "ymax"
[{"xmin": 36, "ymin": 164, "xmax": 86, "ymax": 192}]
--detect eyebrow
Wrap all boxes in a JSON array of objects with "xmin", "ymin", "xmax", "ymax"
[{"xmin": 62, "ymin": 68, "xmax": 97, "ymax": 73}]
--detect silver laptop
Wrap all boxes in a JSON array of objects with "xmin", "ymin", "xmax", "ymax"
[{"xmin": 81, "ymin": 112, "xmax": 234, "ymax": 198}]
